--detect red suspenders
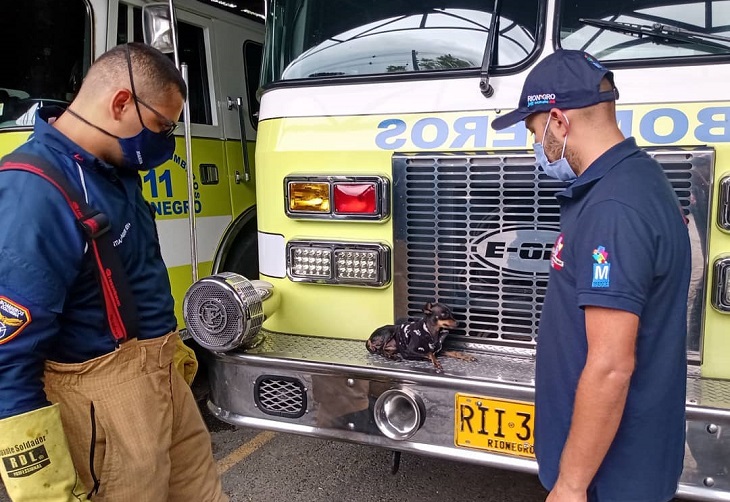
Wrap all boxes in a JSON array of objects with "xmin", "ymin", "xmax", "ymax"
[{"xmin": 0, "ymin": 152, "xmax": 139, "ymax": 342}]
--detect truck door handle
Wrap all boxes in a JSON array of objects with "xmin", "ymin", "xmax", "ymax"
[{"xmin": 227, "ymin": 96, "xmax": 251, "ymax": 184}]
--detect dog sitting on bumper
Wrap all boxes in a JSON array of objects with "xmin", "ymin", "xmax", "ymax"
[{"xmin": 366, "ymin": 302, "xmax": 474, "ymax": 371}]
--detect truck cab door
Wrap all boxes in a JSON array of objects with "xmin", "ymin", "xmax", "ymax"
[
  {"xmin": 113, "ymin": 2, "xmax": 234, "ymax": 322},
  {"xmin": 211, "ymin": 17, "xmax": 265, "ymax": 218}
]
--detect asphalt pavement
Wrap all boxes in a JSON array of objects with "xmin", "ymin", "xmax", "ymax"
[
  {"xmin": 0, "ymin": 401, "xmax": 549, "ymax": 502},
  {"xmin": 206, "ymin": 408, "xmax": 550, "ymax": 502}
]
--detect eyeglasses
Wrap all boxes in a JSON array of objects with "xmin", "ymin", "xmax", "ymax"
[
  {"xmin": 124, "ymin": 44, "xmax": 178, "ymax": 138},
  {"xmin": 135, "ymin": 96, "xmax": 178, "ymax": 138}
]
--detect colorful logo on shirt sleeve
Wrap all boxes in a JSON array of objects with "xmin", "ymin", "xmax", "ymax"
[
  {"xmin": 551, "ymin": 234, "xmax": 565, "ymax": 270},
  {"xmin": 591, "ymin": 246, "xmax": 610, "ymax": 288},
  {"xmin": 0, "ymin": 297, "xmax": 31, "ymax": 345}
]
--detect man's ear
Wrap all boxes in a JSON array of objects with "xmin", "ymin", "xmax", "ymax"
[
  {"xmin": 549, "ymin": 108, "xmax": 570, "ymax": 137},
  {"xmin": 423, "ymin": 302, "xmax": 433, "ymax": 314},
  {"xmin": 110, "ymin": 89, "xmax": 134, "ymax": 121}
]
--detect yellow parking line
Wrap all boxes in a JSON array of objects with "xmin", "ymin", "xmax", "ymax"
[{"xmin": 217, "ymin": 430, "xmax": 277, "ymax": 475}]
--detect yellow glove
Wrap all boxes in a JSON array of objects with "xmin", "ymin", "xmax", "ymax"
[
  {"xmin": 173, "ymin": 337, "xmax": 199, "ymax": 385},
  {"xmin": 0, "ymin": 404, "xmax": 86, "ymax": 501}
]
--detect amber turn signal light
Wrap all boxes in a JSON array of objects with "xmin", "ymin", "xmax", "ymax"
[{"xmin": 288, "ymin": 182, "xmax": 330, "ymax": 212}]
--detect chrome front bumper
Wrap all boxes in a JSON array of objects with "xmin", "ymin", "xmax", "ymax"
[{"xmin": 207, "ymin": 330, "xmax": 730, "ymax": 501}]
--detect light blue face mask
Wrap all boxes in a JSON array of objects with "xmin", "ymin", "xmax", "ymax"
[{"xmin": 534, "ymin": 114, "xmax": 576, "ymax": 181}]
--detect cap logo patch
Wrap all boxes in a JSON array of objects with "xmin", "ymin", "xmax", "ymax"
[
  {"xmin": 583, "ymin": 53, "xmax": 606, "ymax": 70},
  {"xmin": 527, "ymin": 93, "xmax": 556, "ymax": 108},
  {"xmin": 0, "ymin": 297, "xmax": 31, "ymax": 345},
  {"xmin": 591, "ymin": 246, "xmax": 610, "ymax": 288}
]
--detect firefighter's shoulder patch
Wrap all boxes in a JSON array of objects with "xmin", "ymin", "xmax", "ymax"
[{"xmin": 0, "ymin": 297, "xmax": 31, "ymax": 345}]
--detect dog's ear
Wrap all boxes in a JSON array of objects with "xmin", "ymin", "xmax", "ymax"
[{"xmin": 423, "ymin": 302, "xmax": 433, "ymax": 314}]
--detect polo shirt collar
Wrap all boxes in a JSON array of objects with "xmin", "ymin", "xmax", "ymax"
[
  {"xmin": 34, "ymin": 106, "xmax": 117, "ymax": 174},
  {"xmin": 557, "ymin": 137, "xmax": 640, "ymax": 200}
]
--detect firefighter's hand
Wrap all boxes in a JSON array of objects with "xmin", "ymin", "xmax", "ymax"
[
  {"xmin": 0, "ymin": 404, "xmax": 87, "ymax": 501},
  {"xmin": 173, "ymin": 336, "xmax": 198, "ymax": 385},
  {"xmin": 545, "ymin": 479, "xmax": 587, "ymax": 502}
]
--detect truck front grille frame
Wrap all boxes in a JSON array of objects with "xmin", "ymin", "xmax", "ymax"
[{"xmin": 392, "ymin": 148, "xmax": 712, "ymax": 356}]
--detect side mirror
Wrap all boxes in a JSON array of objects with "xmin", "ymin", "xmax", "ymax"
[{"xmin": 142, "ymin": 3, "xmax": 174, "ymax": 54}]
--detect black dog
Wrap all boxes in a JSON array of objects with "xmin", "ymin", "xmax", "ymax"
[{"xmin": 366, "ymin": 302, "xmax": 474, "ymax": 371}]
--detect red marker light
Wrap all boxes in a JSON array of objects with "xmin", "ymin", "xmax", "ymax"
[{"xmin": 333, "ymin": 183, "xmax": 377, "ymax": 214}]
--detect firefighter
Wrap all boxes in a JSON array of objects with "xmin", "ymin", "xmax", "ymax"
[
  {"xmin": 492, "ymin": 50, "xmax": 691, "ymax": 502},
  {"xmin": 0, "ymin": 43, "xmax": 226, "ymax": 501}
]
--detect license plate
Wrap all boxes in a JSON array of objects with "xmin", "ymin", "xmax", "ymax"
[{"xmin": 454, "ymin": 393, "xmax": 535, "ymax": 459}]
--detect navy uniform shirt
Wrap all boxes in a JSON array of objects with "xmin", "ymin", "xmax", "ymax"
[
  {"xmin": 0, "ymin": 108, "xmax": 177, "ymax": 419},
  {"xmin": 535, "ymin": 138, "xmax": 691, "ymax": 502}
]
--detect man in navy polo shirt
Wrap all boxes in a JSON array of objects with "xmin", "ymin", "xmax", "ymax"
[{"xmin": 492, "ymin": 50, "xmax": 691, "ymax": 501}]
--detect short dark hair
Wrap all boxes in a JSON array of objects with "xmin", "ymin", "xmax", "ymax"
[{"xmin": 84, "ymin": 42, "xmax": 187, "ymax": 102}]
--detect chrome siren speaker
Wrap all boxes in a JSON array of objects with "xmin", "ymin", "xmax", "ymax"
[{"xmin": 183, "ymin": 272, "xmax": 265, "ymax": 352}]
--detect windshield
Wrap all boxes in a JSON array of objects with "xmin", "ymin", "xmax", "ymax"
[
  {"xmin": 560, "ymin": 0, "xmax": 730, "ymax": 60},
  {"xmin": 0, "ymin": 0, "xmax": 91, "ymax": 129},
  {"xmin": 262, "ymin": 0, "xmax": 542, "ymax": 84}
]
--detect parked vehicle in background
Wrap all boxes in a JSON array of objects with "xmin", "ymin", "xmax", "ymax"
[{"xmin": 0, "ymin": 0, "xmax": 265, "ymax": 324}]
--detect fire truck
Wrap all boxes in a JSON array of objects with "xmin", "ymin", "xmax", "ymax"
[{"xmin": 181, "ymin": 0, "xmax": 730, "ymax": 499}]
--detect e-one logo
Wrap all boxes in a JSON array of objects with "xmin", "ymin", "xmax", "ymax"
[
  {"xmin": 484, "ymin": 241, "xmax": 554, "ymax": 261},
  {"xmin": 473, "ymin": 228, "xmax": 560, "ymax": 275}
]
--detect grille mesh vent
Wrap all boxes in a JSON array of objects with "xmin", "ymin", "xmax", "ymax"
[
  {"xmin": 393, "ymin": 150, "xmax": 709, "ymax": 351},
  {"xmin": 255, "ymin": 376, "xmax": 307, "ymax": 418}
]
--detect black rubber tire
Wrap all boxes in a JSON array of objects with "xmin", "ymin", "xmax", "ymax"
[{"xmin": 221, "ymin": 215, "xmax": 259, "ymax": 279}]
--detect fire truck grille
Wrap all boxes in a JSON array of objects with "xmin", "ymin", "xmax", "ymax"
[
  {"xmin": 393, "ymin": 149, "xmax": 711, "ymax": 353},
  {"xmin": 254, "ymin": 376, "xmax": 307, "ymax": 418}
]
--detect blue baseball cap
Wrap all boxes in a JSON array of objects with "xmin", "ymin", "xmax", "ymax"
[{"xmin": 491, "ymin": 50, "xmax": 618, "ymax": 130}]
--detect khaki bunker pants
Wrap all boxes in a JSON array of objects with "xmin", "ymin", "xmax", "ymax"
[{"xmin": 44, "ymin": 333, "xmax": 227, "ymax": 502}]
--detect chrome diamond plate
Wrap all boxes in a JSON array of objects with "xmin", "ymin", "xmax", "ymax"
[
  {"xmin": 246, "ymin": 330, "xmax": 536, "ymax": 385},
  {"xmin": 242, "ymin": 331, "xmax": 730, "ymax": 410},
  {"xmin": 687, "ymin": 377, "xmax": 730, "ymax": 410},
  {"xmin": 392, "ymin": 149, "xmax": 712, "ymax": 354}
]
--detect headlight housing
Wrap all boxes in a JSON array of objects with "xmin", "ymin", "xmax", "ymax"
[
  {"xmin": 718, "ymin": 175, "xmax": 730, "ymax": 232},
  {"xmin": 285, "ymin": 176, "xmax": 390, "ymax": 220},
  {"xmin": 711, "ymin": 255, "xmax": 730, "ymax": 313},
  {"xmin": 287, "ymin": 241, "xmax": 391, "ymax": 287}
]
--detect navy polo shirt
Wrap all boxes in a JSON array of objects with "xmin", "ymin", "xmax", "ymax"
[
  {"xmin": 535, "ymin": 138, "xmax": 691, "ymax": 501},
  {"xmin": 0, "ymin": 108, "xmax": 177, "ymax": 419}
]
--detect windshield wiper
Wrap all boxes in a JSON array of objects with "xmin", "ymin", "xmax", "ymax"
[
  {"xmin": 579, "ymin": 18, "xmax": 730, "ymax": 52},
  {"xmin": 479, "ymin": 0, "xmax": 503, "ymax": 98}
]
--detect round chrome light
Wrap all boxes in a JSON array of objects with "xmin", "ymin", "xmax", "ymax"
[
  {"xmin": 183, "ymin": 272, "xmax": 264, "ymax": 352},
  {"xmin": 373, "ymin": 389, "xmax": 424, "ymax": 441}
]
